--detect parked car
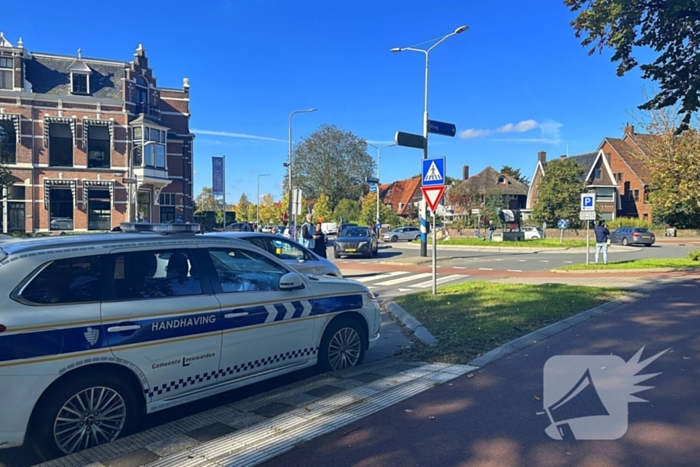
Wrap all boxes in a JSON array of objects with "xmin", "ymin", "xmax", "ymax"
[
  {"xmin": 609, "ymin": 227, "xmax": 656, "ymax": 246},
  {"xmin": 225, "ymin": 222, "xmax": 253, "ymax": 232},
  {"xmin": 383, "ymin": 226, "xmax": 420, "ymax": 242},
  {"xmin": 208, "ymin": 232, "xmax": 342, "ymax": 277},
  {"xmin": 321, "ymin": 222, "xmax": 338, "ymax": 235},
  {"xmin": 335, "ymin": 226, "xmax": 379, "ymax": 258},
  {"xmin": 518, "ymin": 226, "xmax": 545, "ymax": 240},
  {"xmin": 49, "ymin": 218, "xmax": 73, "ymax": 230},
  {"xmin": 0, "ymin": 222, "xmax": 379, "ymax": 457}
]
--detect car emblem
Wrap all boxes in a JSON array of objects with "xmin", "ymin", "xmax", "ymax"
[{"xmin": 84, "ymin": 327, "xmax": 100, "ymax": 346}]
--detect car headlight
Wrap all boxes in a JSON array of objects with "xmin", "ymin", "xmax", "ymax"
[
  {"xmin": 365, "ymin": 291, "xmax": 378, "ymax": 301},
  {"xmin": 359, "ymin": 241, "xmax": 368, "ymax": 247}
]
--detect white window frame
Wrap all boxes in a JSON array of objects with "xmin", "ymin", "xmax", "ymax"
[
  {"xmin": 0, "ymin": 57, "xmax": 13, "ymax": 90},
  {"xmin": 70, "ymin": 72, "xmax": 90, "ymax": 95}
]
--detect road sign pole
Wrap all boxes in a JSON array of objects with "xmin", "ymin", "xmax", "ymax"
[
  {"xmin": 432, "ymin": 211, "xmax": 437, "ymax": 295},
  {"xmin": 560, "ymin": 228, "xmax": 563, "ymax": 244},
  {"xmin": 586, "ymin": 220, "xmax": 590, "ymax": 265}
]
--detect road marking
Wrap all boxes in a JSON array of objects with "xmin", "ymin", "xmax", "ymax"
[
  {"xmin": 412, "ymin": 274, "xmax": 464, "ymax": 288},
  {"xmin": 539, "ymin": 260, "xmax": 550, "ymax": 263},
  {"xmin": 398, "ymin": 288, "xmax": 413, "ymax": 292},
  {"xmin": 494, "ymin": 259, "xmax": 504, "ymax": 261},
  {"xmin": 452, "ymin": 266, "xmax": 468, "ymax": 269},
  {"xmin": 375, "ymin": 273, "xmax": 432, "ymax": 286},
  {"xmin": 518, "ymin": 259, "xmax": 527, "ymax": 262},
  {"xmin": 562, "ymin": 261, "xmax": 573, "ymax": 263},
  {"xmin": 479, "ymin": 267, "xmax": 493, "ymax": 271},
  {"xmin": 352, "ymin": 271, "xmax": 410, "ymax": 283},
  {"xmin": 507, "ymin": 269, "xmax": 523, "ymax": 272}
]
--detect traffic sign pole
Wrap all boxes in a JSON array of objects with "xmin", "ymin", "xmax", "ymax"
[
  {"xmin": 432, "ymin": 210, "xmax": 437, "ymax": 295},
  {"xmin": 586, "ymin": 221, "xmax": 590, "ymax": 265}
]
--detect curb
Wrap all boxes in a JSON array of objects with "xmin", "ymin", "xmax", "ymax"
[
  {"xmin": 466, "ymin": 282, "xmax": 672, "ymax": 368},
  {"xmin": 384, "ymin": 301, "xmax": 437, "ymax": 346},
  {"xmin": 552, "ymin": 266, "xmax": 700, "ymax": 274}
]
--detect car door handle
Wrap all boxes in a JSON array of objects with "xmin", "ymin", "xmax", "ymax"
[
  {"xmin": 107, "ymin": 324, "xmax": 142, "ymax": 333},
  {"xmin": 225, "ymin": 311, "xmax": 249, "ymax": 319}
]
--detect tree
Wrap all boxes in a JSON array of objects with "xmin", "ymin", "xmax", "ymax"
[
  {"xmin": 288, "ymin": 124, "xmax": 376, "ymax": 209},
  {"xmin": 532, "ymin": 157, "xmax": 587, "ymax": 227},
  {"xmin": 194, "ymin": 187, "xmax": 217, "ymax": 213},
  {"xmin": 564, "ymin": 0, "xmax": 700, "ymax": 129},
  {"xmin": 631, "ymin": 104, "xmax": 700, "ymax": 227},
  {"xmin": 360, "ymin": 193, "xmax": 401, "ymax": 226},
  {"xmin": 312, "ymin": 193, "xmax": 333, "ymax": 222},
  {"xmin": 483, "ymin": 191, "xmax": 506, "ymax": 226},
  {"xmin": 333, "ymin": 198, "xmax": 361, "ymax": 223},
  {"xmin": 500, "ymin": 165, "xmax": 530, "ymax": 186},
  {"xmin": 258, "ymin": 194, "xmax": 279, "ymax": 225},
  {"xmin": 237, "ymin": 193, "xmax": 251, "ymax": 222},
  {"xmin": 404, "ymin": 203, "xmax": 418, "ymax": 222},
  {"xmin": 0, "ymin": 165, "xmax": 13, "ymax": 199}
]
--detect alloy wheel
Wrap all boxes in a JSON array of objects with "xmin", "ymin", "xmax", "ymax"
[{"xmin": 327, "ymin": 327, "xmax": 362, "ymax": 370}]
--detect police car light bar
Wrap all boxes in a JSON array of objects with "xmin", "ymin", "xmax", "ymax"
[{"xmin": 119, "ymin": 222, "xmax": 201, "ymax": 234}]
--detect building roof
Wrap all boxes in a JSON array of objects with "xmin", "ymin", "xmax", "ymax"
[
  {"xmin": 379, "ymin": 176, "xmax": 421, "ymax": 216},
  {"xmin": 24, "ymin": 53, "xmax": 126, "ymax": 99},
  {"xmin": 457, "ymin": 166, "xmax": 529, "ymax": 195},
  {"xmin": 619, "ymin": 134, "xmax": 654, "ymax": 183}
]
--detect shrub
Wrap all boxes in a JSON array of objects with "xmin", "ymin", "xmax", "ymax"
[
  {"xmin": 689, "ymin": 250, "xmax": 700, "ymax": 262},
  {"xmin": 607, "ymin": 217, "xmax": 654, "ymax": 230}
]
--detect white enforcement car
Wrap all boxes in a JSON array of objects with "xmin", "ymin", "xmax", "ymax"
[{"xmin": 0, "ymin": 223, "xmax": 380, "ymax": 459}]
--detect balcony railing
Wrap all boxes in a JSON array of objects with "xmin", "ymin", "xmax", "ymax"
[{"xmin": 135, "ymin": 103, "xmax": 161, "ymax": 119}]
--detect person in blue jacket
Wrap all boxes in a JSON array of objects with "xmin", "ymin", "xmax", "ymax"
[{"xmin": 594, "ymin": 220, "xmax": 611, "ymax": 264}]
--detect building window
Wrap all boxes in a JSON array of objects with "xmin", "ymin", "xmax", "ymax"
[
  {"xmin": 87, "ymin": 125, "xmax": 110, "ymax": 168},
  {"xmin": 132, "ymin": 126, "xmax": 166, "ymax": 169},
  {"xmin": 160, "ymin": 206, "xmax": 175, "ymax": 223},
  {"xmin": 159, "ymin": 193, "xmax": 176, "ymax": 205},
  {"xmin": 71, "ymin": 73, "xmax": 88, "ymax": 94},
  {"xmin": 0, "ymin": 202, "xmax": 25, "ymax": 233},
  {"xmin": 594, "ymin": 168, "xmax": 602, "ymax": 179},
  {"xmin": 87, "ymin": 188, "xmax": 111, "ymax": 230},
  {"xmin": 49, "ymin": 123, "xmax": 73, "ymax": 167},
  {"xmin": 643, "ymin": 213, "xmax": 649, "ymax": 221},
  {"xmin": 615, "ymin": 173, "xmax": 622, "ymax": 182},
  {"xmin": 49, "ymin": 188, "xmax": 74, "ymax": 230},
  {"xmin": 596, "ymin": 188, "xmax": 615, "ymax": 202},
  {"xmin": 629, "ymin": 189, "xmax": 639, "ymax": 202},
  {"xmin": 136, "ymin": 190, "xmax": 151, "ymax": 222},
  {"xmin": 624, "ymin": 181, "xmax": 630, "ymax": 195},
  {"xmin": 0, "ymin": 57, "xmax": 12, "ymax": 90},
  {"xmin": 135, "ymin": 76, "xmax": 148, "ymax": 105},
  {"xmin": 0, "ymin": 118, "xmax": 16, "ymax": 164}
]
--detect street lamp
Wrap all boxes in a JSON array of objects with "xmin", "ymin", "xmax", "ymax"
[
  {"xmin": 367, "ymin": 143, "xmax": 395, "ymax": 230},
  {"xmin": 256, "ymin": 173, "xmax": 270, "ymax": 227},
  {"xmin": 127, "ymin": 140, "xmax": 157, "ymax": 222},
  {"xmin": 288, "ymin": 108, "xmax": 317, "ymax": 239},
  {"xmin": 391, "ymin": 25, "xmax": 468, "ymax": 256}
]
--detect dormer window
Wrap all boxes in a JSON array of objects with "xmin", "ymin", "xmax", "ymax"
[
  {"xmin": 72, "ymin": 73, "xmax": 88, "ymax": 94},
  {"xmin": 69, "ymin": 49, "xmax": 91, "ymax": 95},
  {"xmin": 497, "ymin": 176, "xmax": 507, "ymax": 185}
]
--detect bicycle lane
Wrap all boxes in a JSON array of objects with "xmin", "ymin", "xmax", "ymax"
[{"xmin": 259, "ymin": 278, "xmax": 700, "ymax": 467}]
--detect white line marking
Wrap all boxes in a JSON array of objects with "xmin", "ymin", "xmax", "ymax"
[
  {"xmin": 375, "ymin": 273, "xmax": 432, "ymax": 286},
  {"xmin": 452, "ymin": 266, "xmax": 468, "ymax": 269},
  {"xmin": 563, "ymin": 261, "xmax": 573, "ymax": 263},
  {"xmin": 479, "ymin": 268, "xmax": 493, "ymax": 271},
  {"xmin": 507, "ymin": 269, "xmax": 523, "ymax": 272},
  {"xmin": 518, "ymin": 259, "xmax": 527, "ymax": 262},
  {"xmin": 494, "ymin": 259, "xmax": 504, "ymax": 261},
  {"xmin": 539, "ymin": 260, "xmax": 550, "ymax": 263},
  {"xmin": 412, "ymin": 274, "xmax": 464, "ymax": 288},
  {"xmin": 353, "ymin": 271, "xmax": 410, "ymax": 283}
]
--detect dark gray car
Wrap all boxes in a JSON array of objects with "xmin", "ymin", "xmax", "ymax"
[
  {"xmin": 609, "ymin": 227, "xmax": 656, "ymax": 246},
  {"xmin": 334, "ymin": 226, "xmax": 378, "ymax": 258}
]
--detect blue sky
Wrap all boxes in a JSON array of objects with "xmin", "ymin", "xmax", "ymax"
[{"xmin": 3, "ymin": 0, "xmax": 654, "ymax": 204}]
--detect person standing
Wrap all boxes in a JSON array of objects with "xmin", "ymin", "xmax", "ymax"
[
  {"xmin": 300, "ymin": 214, "xmax": 316, "ymax": 250},
  {"xmin": 313, "ymin": 222, "xmax": 327, "ymax": 258},
  {"xmin": 594, "ymin": 220, "xmax": 611, "ymax": 265},
  {"xmin": 488, "ymin": 221, "xmax": 496, "ymax": 241}
]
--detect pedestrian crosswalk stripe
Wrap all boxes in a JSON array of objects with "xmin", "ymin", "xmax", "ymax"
[
  {"xmin": 352, "ymin": 271, "xmax": 410, "ymax": 283},
  {"xmin": 412, "ymin": 274, "xmax": 463, "ymax": 288},
  {"xmin": 375, "ymin": 273, "xmax": 432, "ymax": 286}
]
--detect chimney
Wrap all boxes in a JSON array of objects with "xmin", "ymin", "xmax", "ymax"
[
  {"xmin": 462, "ymin": 165, "xmax": 469, "ymax": 180},
  {"xmin": 624, "ymin": 124, "xmax": 635, "ymax": 135},
  {"xmin": 537, "ymin": 151, "xmax": 546, "ymax": 164}
]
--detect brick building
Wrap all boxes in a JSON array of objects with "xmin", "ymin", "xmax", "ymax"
[
  {"xmin": 526, "ymin": 125, "xmax": 653, "ymax": 222},
  {"xmin": 0, "ymin": 33, "xmax": 194, "ymax": 233}
]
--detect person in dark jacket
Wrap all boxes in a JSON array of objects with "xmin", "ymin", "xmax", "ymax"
[
  {"xmin": 312, "ymin": 222, "xmax": 327, "ymax": 258},
  {"xmin": 594, "ymin": 220, "xmax": 611, "ymax": 264}
]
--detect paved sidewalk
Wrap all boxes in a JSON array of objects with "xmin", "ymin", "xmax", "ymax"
[
  {"xmin": 260, "ymin": 278, "xmax": 700, "ymax": 467},
  {"xmin": 490, "ymin": 275, "xmax": 679, "ymax": 289}
]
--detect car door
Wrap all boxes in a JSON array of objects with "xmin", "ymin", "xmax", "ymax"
[
  {"xmin": 202, "ymin": 245, "xmax": 316, "ymax": 383},
  {"xmin": 101, "ymin": 247, "xmax": 223, "ymax": 403},
  {"xmin": 259, "ymin": 236, "xmax": 320, "ymax": 276}
]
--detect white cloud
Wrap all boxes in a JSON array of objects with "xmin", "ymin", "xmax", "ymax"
[
  {"xmin": 459, "ymin": 128, "xmax": 491, "ymax": 139},
  {"xmin": 192, "ymin": 129, "xmax": 286, "ymax": 143},
  {"xmin": 496, "ymin": 119, "xmax": 538, "ymax": 133}
]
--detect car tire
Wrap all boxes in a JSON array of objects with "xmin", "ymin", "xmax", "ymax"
[
  {"xmin": 317, "ymin": 317, "xmax": 366, "ymax": 372},
  {"xmin": 391, "ymin": 235, "xmax": 398, "ymax": 242},
  {"xmin": 645, "ymin": 244, "xmax": 652, "ymax": 247},
  {"xmin": 414, "ymin": 235, "xmax": 420, "ymax": 241},
  {"xmin": 31, "ymin": 372, "xmax": 140, "ymax": 460},
  {"xmin": 622, "ymin": 237, "xmax": 628, "ymax": 246},
  {"xmin": 334, "ymin": 252, "xmax": 340, "ymax": 259}
]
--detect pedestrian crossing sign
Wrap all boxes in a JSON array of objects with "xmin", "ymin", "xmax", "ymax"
[{"xmin": 422, "ymin": 157, "xmax": 446, "ymax": 186}]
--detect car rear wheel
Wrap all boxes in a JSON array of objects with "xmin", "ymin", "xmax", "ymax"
[
  {"xmin": 391, "ymin": 235, "xmax": 398, "ymax": 242},
  {"xmin": 32, "ymin": 373, "xmax": 140, "ymax": 459},
  {"xmin": 318, "ymin": 318, "xmax": 366, "ymax": 372},
  {"xmin": 414, "ymin": 234, "xmax": 420, "ymax": 241},
  {"xmin": 622, "ymin": 237, "xmax": 628, "ymax": 246}
]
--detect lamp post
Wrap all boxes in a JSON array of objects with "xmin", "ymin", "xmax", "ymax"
[
  {"xmin": 391, "ymin": 25, "xmax": 468, "ymax": 256},
  {"xmin": 288, "ymin": 108, "xmax": 317, "ymax": 239},
  {"xmin": 127, "ymin": 140, "xmax": 156, "ymax": 222},
  {"xmin": 367, "ymin": 143, "xmax": 395, "ymax": 231},
  {"xmin": 256, "ymin": 173, "xmax": 270, "ymax": 227}
]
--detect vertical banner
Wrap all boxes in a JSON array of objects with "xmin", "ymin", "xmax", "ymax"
[{"xmin": 212, "ymin": 156, "xmax": 224, "ymax": 196}]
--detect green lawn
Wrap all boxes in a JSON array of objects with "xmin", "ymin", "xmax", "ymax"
[
  {"xmin": 434, "ymin": 237, "xmax": 588, "ymax": 248},
  {"xmin": 394, "ymin": 282, "xmax": 625, "ymax": 364},
  {"xmin": 560, "ymin": 258, "xmax": 700, "ymax": 270}
]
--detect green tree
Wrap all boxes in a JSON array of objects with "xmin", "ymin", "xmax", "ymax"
[
  {"xmin": 360, "ymin": 193, "xmax": 401, "ymax": 226},
  {"xmin": 237, "ymin": 193, "xmax": 251, "ymax": 222},
  {"xmin": 333, "ymin": 198, "xmax": 361, "ymax": 223},
  {"xmin": 500, "ymin": 165, "xmax": 530, "ymax": 186},
  {"xmin": 312, "ymin": 193, "xmax": 333, "ymax": 222},
  {"xmin": 532, "ymin": 157, "xmax": 587, "ymax": 228},
  {"xmin": 258, "ymin": 194, "xmax": 278, "ymax": 225},
  {"xmin": 288, "ymin": 124, "xmax": 376, "ymax": 209},
  {"xmin": 564, "ymin": 0, "xmax": 700, "ymax": 129},
  {"xmin": 194, "ymin": 187, "xmax": 217, "ymax": 213}
]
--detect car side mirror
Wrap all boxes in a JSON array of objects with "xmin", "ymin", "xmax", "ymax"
[{"xmin": 279, "ymin": 272, "xmax": 304, "ymax": 290}]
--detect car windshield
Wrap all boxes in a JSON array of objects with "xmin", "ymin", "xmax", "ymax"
[{"xmin": 342, "ymin": 227, "xmax": 369, "ymax": 237}]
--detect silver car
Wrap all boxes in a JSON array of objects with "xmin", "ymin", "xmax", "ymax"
[
  {"xmin": 209, "ymin": 232, "xmax": 342, "ymax": 277},
  {"xmin": 383, "ymin": 226, "xmax": 421, "ymax": 242}
]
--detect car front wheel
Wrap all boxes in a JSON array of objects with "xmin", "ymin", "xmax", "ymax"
[
  {"xmin": 391, "ymin": 235, "xmax": 398, "ymax": 242},
  {"xmin": 32, "ymin": 373, "xmax": 140, "ymax": 459},
  {"xmin": 318, "ymin": 318, "xmax": 366, "ymax": 372}
]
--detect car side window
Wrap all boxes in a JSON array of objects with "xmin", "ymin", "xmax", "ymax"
[
  {"xmin": 267, "ymin": 238, "xmax": 307, "ymax": 261},
  {"xmin": 110, "ymin": 250, "xmax": 202, "ymax": 300},
  {"xmin": 19, "ymin": 255, "xmax": 103, "ymax": 305},
  {"xmin": 243, "ymin": 236, "xmax": 270, "ymax": 253},
  {"xmin": 208, "ymin": 248, "xmax": 288, "ymax": 293}
]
